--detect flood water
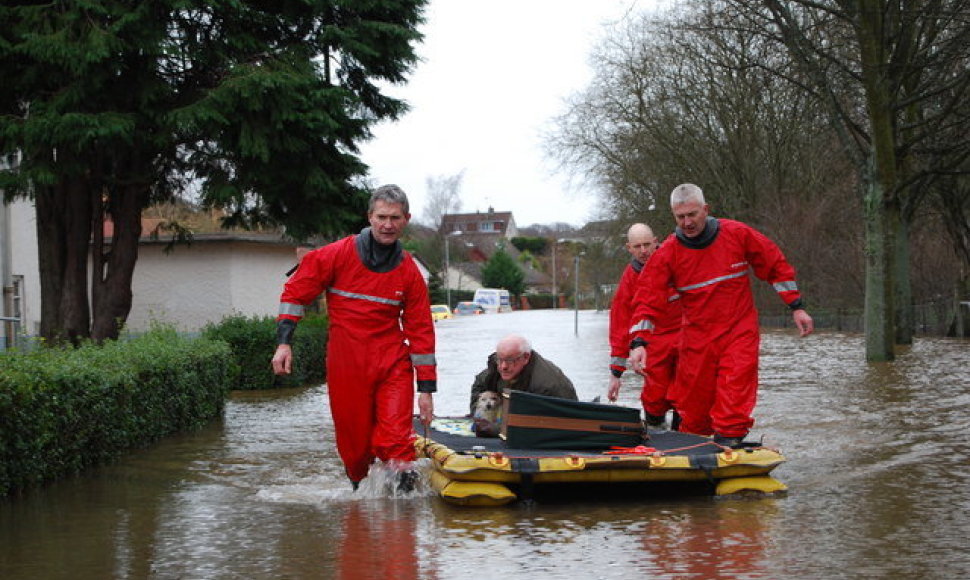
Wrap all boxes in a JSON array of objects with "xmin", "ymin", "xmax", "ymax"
[{"xmin": 2, "ymin": 309, "xmax": 969, "ymax": 579}]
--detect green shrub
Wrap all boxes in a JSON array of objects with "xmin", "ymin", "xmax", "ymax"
[
  {"xmin": 201, "ymin": 313, "xmax": 328, "ymax": 390},
  {"xmin": 0, "ymin": 327, "xmax": 234, "ymax": 496}
]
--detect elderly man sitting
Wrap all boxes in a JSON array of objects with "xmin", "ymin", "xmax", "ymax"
[{"xmin": 468, "ymin": 334, "xmax": 577, "ymax": 436}]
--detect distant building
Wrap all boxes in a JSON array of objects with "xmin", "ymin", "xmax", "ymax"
[
  {"xmin": 440, "ymin": 206, "xmax": 518, "ymax": 239},
  {"xmin": 436, "ymin": 206, "xmax": 558, "ymax": 296}
]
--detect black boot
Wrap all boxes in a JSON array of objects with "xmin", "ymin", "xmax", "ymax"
[
  {"xmin": 396, "ymin": 470, "xmax": 418, "ymax": 493},
  {"xmin": 670, "ymin": 410, "xmax": 681, "ymax": 432},
  {"xmin": 644, "ymin": 412, "xmax": 666, "ymax": 428},
  {"xmin": 712, "ymin": 433, "xmax": 746, "ymax": 449},
  {"xmin": 351, "ymin": 480, "xmax": 360, "ymax": 491}
]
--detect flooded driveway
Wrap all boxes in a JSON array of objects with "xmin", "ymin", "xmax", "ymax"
[{"xmin": 2, "ymin": 309, "xmax": 969, "ymax": 578}]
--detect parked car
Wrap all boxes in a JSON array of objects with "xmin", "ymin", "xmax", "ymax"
[
  {"xmin": 430, "ymin": 304, "xmax": 453, "ymax": 321},
  {"xmin": 453, "ymin": 301, "xmax": 486, "ymax": 316}
]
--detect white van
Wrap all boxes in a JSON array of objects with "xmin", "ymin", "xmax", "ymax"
[{"xmin": 473, "ymin": 288, "xmax": 512, "ymax": 313}]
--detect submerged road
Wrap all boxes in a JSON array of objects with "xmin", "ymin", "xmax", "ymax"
[{"xmin": 2, "ymin": 309, "xmax": 969, "ymax": 578}]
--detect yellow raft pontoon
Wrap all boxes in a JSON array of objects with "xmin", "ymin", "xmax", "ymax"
[{"xmin": 414, "ymin": 418, "xmax": 787, "ymax": 507}]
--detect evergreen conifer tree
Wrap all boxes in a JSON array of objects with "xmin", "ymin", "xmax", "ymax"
[{"xmin": 0, "ymin": 1, "xmax": 427, "ymax": 342}]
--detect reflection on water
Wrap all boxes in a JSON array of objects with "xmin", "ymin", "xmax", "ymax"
[{"xmin": 1, "ymin": 310, "xmax": 968, "ymax": 579}]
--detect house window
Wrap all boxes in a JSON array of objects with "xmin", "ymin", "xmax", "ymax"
[{"xmin": 480, "ymin": 222, "xmax": 494, "ymax": 232}]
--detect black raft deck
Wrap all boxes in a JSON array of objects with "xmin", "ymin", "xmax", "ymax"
[{"xmin": 412, "ymin": 417, "xmax": 788, "ymax": 506}]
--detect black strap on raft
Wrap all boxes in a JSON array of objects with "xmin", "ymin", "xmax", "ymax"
[
  {"xmin": 689, "ymin": 453, "xmax": 719, "ymax": 474},
  {"xmin": 510, "ymin": 457, "xmax": 540, "ymax": 473}
]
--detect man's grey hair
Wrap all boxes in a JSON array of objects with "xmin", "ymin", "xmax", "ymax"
[
  {"xmin": 499, "ymin": 334, "xmax": 533, "ymax": 354},
  {"xmin": 370, "ymin": 184, "xmax": 410, "ymax": 214},
  {"xmin": 670, "ymin": 183, "xmax": 705, "ymax": 207}
]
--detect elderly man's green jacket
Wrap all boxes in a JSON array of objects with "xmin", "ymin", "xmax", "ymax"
[{"xmin": 468, "ymin": 350, "xmax": 577, "ymax": 414}]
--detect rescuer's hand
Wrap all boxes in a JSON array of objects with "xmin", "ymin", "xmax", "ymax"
[
  {"xmin": 629, "ymin": 346, "xmax": 647, "ymax": 376},
  {"xmin": 418, "ymin": 392, "xmax": 434, "ymax": 426},
  {"xmin": 607, "ymin": 375, "xmax": 621, "ymax": 402},
  {"xmin": 793, "ymin": 309, "xmax": 814, "ymax": 337},
  {"xmin": 271, "ymin": 344, "xmax": 292, "ymax": 375}
]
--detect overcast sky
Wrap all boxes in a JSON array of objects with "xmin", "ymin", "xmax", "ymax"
[{"xmin": 358, "ymin": 0, "xmax": 665, "ymax": 228}]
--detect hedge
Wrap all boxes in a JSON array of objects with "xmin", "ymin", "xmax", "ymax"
[
  {"xmin": 0, "ymin": 327, "xmax": 235, "ymax": 496},
  {"xmin": 201, "ymin": 313, "xmax": 328, "ymax": 390}
]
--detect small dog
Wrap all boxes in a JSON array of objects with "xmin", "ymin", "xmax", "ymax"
[{"xmin": 472, "ymin": 390, "xmax": 503, "ymax": 437}]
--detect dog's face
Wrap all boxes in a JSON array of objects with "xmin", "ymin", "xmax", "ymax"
[
  {"xmin": 472, "ymin": 391, "xmax": 503, "ymax": 437},
  {"xmin": 473, "ymin": 391, "xmax": 502, "ymax": 422}
]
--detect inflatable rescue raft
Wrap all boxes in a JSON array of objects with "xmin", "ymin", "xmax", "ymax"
[{"xmin": 414, "ymin": 417, "xmax": 787, "ymax": 507}]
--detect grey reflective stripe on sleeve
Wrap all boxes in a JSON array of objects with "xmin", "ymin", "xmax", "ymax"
[
  {"xmin": 773, "ymin": 281, "xmax": 799, "ymax": 293},
  {"xmin": 677, "ymin": 270, "xmax": 748, "ymax": 292},
  {"xmin": 668, "ymin": 293, "xmax": 681, "ymax": 302},
  {"xmin": 611, "ymin": 356, "xmax": 628, "ymax": 368},
  {"xmin": 279, "ymin": 302, "xmax": 305, "ymax": 317},
  {"xmin": 630, "ymin": 319, "xmax": 654, "ymax": 333},
  {"xmin": 411, "ymin": 353, "xmax": 436, "ymax": 366},
  {"xmin": 328, "ymin": 287, "xmax": 402, "ymax": 306}
]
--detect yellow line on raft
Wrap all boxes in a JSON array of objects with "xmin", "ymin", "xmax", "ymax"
[{"xmin": 415, "ymin": 435, "xmax": 785, "ymax": 485}]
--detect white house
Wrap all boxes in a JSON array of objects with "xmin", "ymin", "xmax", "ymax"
[
  {"xmin": 1, "ymin": 198, "xmax": 432, "ymax": 347},
  {"xmin": 128, "ymin": 233, "xmax": 304, "ymax": 332},
  {"xmin": 1, "ymin": 198, "xmax": 39, "ymax": 347}
]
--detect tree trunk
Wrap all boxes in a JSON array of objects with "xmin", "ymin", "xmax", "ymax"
[
  {"xmin": 90, "ymin": 183, "xmax": 145, "ymax": 342},
  {"xmin": 893, "ymin": 215, "xmax": 913, "ymax": 344},
  {"xmin": 862, "ymin": 175, "xmax": 896, "ymax": 361},
  {"xmin": 857, "ymin": 1, "xmax": 898, "ymax": 361},
  {"xmin": 35, "ymin": 180, "xmax": 93, "ymax": 344}
]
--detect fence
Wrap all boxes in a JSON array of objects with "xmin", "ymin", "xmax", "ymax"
[{"xmin": 759, "ymin": 298, "xmax": 969, "ymax": 337}]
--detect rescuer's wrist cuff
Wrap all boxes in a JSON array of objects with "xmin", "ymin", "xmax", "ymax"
[
  {"xmin": 611, "ymin": 368, "xmax": 624, "ymax": 378},
  {"xmin": 276, "ymin": 319, "xmax": 297, "ymax": 345},
  {"xmin": 788, "ymin": 298, "xmax": 804, "ymax": 311},
  {"xmin": 629, "ymin": 337, "xmax": 647, "ymax": 350},
  {"xmin": 417, "ymin": 380, "xmax": 437, "ymax": 393}
]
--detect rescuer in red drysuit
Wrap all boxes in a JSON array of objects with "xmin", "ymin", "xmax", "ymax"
[
  {"xmin": 607, "ymin": 223, "xmax": 683, "ymax": 429},
  {"xmin": 628, "ymin": 184, "xmax": 813, "ymax": 448},
  {"xmin": 272, "ymin": 185, "xmax": 435, "ymax": 491}
]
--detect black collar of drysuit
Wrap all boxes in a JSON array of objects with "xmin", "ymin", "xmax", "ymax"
[
  {"xmin": 630, "ymin": 258, "xmax": 644, "ymax": 274},
  {"xmin": 355, "ymin": 227, "xmax": 404, "ymax": 272},
  {"xmin": 676, "ymin": 216, "xmax": 720, "ymax": 249}
]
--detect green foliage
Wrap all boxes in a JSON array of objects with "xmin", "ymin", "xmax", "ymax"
[
  {"xmin": 511, "ymin": 236, "xmax": 548, "ymax": 255},
  {"xmin": 517, "ymin": 249, "xmax": 540, "ymax": 269},
  {"xmin": 524, "ymin": 294, "xmax": 558, "ymax": 309},
  {"xmin": 202, "ymin": 313, "xmax": 328, "ymax": 390},
  {"xmin": 0, "ymin": 327, "xmax": 235, "ymax": 495},
  {"xmin": 481, "ymin": 248, "xmax": 526, "ymax": 297},
  {"xmin": 450, "ymin": 289, "xmax": 476, "ymax": 304},
  {"xmin": 0, "ymin": 1, "xmax": 429, "ymax": 342},
  {"xmin": 427, "ymin": 271, "xmax": 446, "ymax": 305},
  {"xmin": 0, "ymin": 1, "xmax": 429, "ymax": 238}
]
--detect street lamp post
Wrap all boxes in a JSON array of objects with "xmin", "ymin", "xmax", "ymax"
[
  {"xmin": 553, "ymin": 238, "xmax": 570, "ymax": 310},
  {"xmin": 444, "ymin": 235, "xmax": 451, "ymax": 309},
  {"xmin": 551, "ymin": 243, "xmax": 556, "ymax": 309},
  {"xmin": 574, "ymin": 253, "xmax": 581, "ymax": 336}
]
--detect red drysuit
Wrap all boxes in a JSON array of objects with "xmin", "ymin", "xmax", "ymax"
[
  {"xmin": 630, "ymin": 219, "xmax": 803, "ymax": 437},
  {"xmin": 278, "ymin": 234, "xmax": 436, "ymax": 483},
  {"xmin": 609, "ymin": 259, "xmax": 682, "ymax": 417}
]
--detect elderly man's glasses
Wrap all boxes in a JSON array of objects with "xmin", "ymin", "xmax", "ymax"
[{"xmin": 497, "ymin": 353, "xmax": 527, "ymax": 365}]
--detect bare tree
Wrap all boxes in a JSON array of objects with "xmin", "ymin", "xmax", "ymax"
[
  {"xmin": 421, "ymin": 171, "xmax": 465, "ymax": 230},
  {"xmin": 546, "ymin": 7, "xmax": 860, "ymax": 313},
  {"xmin": 718, "ymin": 0, "xmax": 970, "ymax": 358},
  {"xmin": 549, "ymin": 9, "xmax": 856, "ymax": 221},
  {"xmin": 549, "ymin": 1, "xmax": 970, "ymax": 358}
]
